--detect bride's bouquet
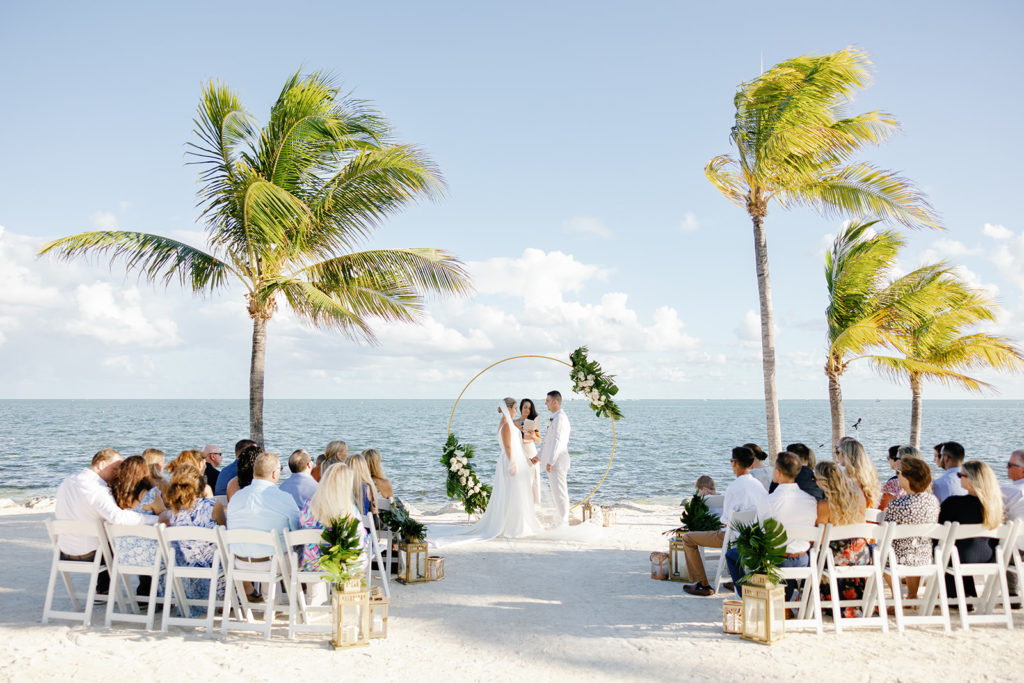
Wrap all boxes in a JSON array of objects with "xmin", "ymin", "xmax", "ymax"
[{"xmin": 441, "ymin": 433, "xmax": 492, "ymax": 516}]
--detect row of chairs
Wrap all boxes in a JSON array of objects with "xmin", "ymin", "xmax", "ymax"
[
  {"xmin": 704, "ymin": 516, "xmax": 1022, "ymax": 633},
  {"xmin": 42, "ymin": 510, "xmax": 393, "ymax": 639}
]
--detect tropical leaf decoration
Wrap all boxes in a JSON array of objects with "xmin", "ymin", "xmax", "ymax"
[
  {"xmin": 379, "ymin": 496, "xmax": 427, "ymax": 543},
  {"xmin": 440, "ymin": 433, "xmax": 491, "ymax": 516},
  {"xmin": 731, "ymin": 517, "xmax": 788, "ymax": 585},
  {"xmin": 569, "ymin": 346, "xmax": 623, "ymax": 420},
  {"xmin": 318, "ymin": 515, "xmax": 365, "ymax": 588},
  {"xmin": 667, "ymin": 493, "xmax": 723, "ymax": 536}
]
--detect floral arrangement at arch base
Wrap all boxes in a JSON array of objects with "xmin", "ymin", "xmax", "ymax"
[
  {"xmin": 441, "ymin": 433, "xmax": 492, "ymax": 516},
  {"xmin": 570, "ymin": 346, "xmax": 623, "ymax": 420}
]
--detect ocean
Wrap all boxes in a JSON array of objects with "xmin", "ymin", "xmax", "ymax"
[{"xmin": 1, "ymin": 399, "xmax": 1021, "ymax": 508}]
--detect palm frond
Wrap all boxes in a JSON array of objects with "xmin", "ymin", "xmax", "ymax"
[
  {"xmin": 704, "ymin": 155, "xmax": 747, "ymax": 208},
  {"xmin": 296, "ymin": 248, "xmax": 473, "ymax": 299}
]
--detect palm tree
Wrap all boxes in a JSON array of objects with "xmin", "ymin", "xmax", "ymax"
[
  {"xmin": 824, "ymin": 220, "xmax": 953, "ymax": 445},
  {"xmin": 873, "ymin": 279, "xmax": 1024, "ymax": 448},
  {"xmin": 705, "ymin": 46, "xmax": 940, "ymax": 456},
  {"xmin": 40, "ymin": 71, "xmax": 472, "ymax": 446}
]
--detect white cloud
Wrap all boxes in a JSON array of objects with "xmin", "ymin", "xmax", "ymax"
[
  {"xmin": 102, "ymin": 354, "xmax": 155, "ymax": 377},
  {"xmin": 469, "ymin": 248, "xmax": 610, "ymax": 308},
  {"xmin": 679, "ymin": 212, "xmax": 700, "ymax": 233},
  {"xmin": 736, "ymin": 309, "xmax": 761, "ymax": 343},
  {"xmin": 67, "ymin": 282, "xmax": 181, "ymax": 347},
  {"xmin": 90, "ymin": 211, "xmax": 119, "ymax": 230},
  {"xmin": 562, "ymin": 216, "xmax": 614, "ymax": 240},
  {"xmin": 983, "ymin": 223, "xmax": 1012, "ymax": 240},
  {"xmin": 930, "ymin": 238, "xmax": 981, "ymax": 257},
  {"xmin": 989, "ymin": 227, "xmax": 1024, "ymax": 292},
  {"xmin": 0, "ymin": 227, "xmax": 62, "ymax": 306}
]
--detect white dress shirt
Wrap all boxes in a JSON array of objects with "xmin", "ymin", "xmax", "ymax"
[
  {"xmin": 538, "ymin": 409, "xmax": 571, "ymax": 468},
  {"xmin": 722, "ymin": 473, "xmax": 769, "ymax": 526},
  {"xmin": 756, "ymin": 483, "xmax": 818, "ymax": 554},
  {"xmin": 54, "ymin": 468, "xmax": 154, "ymax": 556},
  {"xmin": 932, "ymin": 466, "xmax": 966, "ymax": 503},
  {"xmin": 1002, "ymin": 478, "xmax": 1024, "ymax": 522}
]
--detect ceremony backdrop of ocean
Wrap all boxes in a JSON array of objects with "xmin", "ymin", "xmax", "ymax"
[{"xmin": 1, "ymin": 399, "xmax": 1021, "ymax": 507}]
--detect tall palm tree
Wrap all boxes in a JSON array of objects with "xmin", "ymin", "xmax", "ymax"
[
  {"xmin": 705, "ymin": 46, "xmax": 941, "ymax": 457},
  {"xmin": 873, "ymin": 280, "xmax": 1023, "ymax": 448},
  {"xmin": 40, "ymin": 71, "xmax": 472, "ymax": 446}
]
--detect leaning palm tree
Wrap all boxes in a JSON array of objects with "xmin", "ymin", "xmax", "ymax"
[
  {"xmin": 705, "ymin": 46, "xmax": 941, "ymax": 456},
  {"xmin": 873, "ymin": 279, "xmax": 1023, "ymax": 448},
  {"xmin": 40, "ymin": 71, "xmax": 472, "ymax": 445}
]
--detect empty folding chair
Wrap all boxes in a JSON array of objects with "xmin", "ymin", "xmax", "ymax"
[
  {"xmin": 377, "ymin": 498, "xmax": 394, "ymax": 577},
  {"xmin": 712, "ymin": 508, "xmax": 757, "ymax": 592},
  {"xmin": 819, "ymin": 522, "xmax": 889, "ymax": 633},
  {"xmin": 363, "ymin": 513, "xmax": 391, "ymax": 599},
  {"xmin": 42, "ymin": 519, "xmax": 112, "ymax": 626},
  {"xmin": 283, "ymin": 528, "xmax": 334, "ymax": 639},
  {"xmin": 777, "ymin": 524, "xmax": 825, "ymax": 634},
  {"xmin": 218, "ymin": 527, "xmax": 288, "ymax": 639},
  {"xmin": 104, "ymin": 522, "xmax": 167, "ymax": 630},
  {"xmin": 159, "ymin": 524, "xmax": 223, "ymax": 636},
  {"xmin": 879, "ymin": 521, "xmax": 953, "ymax": 633},
  {"xmin": 941, "ymin": 520, "xmax": 1020, "ymax": 630}
]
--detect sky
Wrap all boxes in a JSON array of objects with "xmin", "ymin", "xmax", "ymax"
[{"xmin": 1, "ymin": 1, "xmax": 1024, "ymax": 401}]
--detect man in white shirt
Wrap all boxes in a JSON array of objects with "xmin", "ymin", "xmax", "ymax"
[
  {"xmin": 1002, "ymin": 449, "xmax": 1024, "ymax": 598},
  {"xmin": 932, "ymin": 441, "xmax": 967, "ymax": 503},
  {"xmin": 279, "ymin": 449, "xmax": 318, "ymax": 508},
  {"xmin": 227, "ymin": 452, "xmax": 300, "ymax": 561},
  {"xmin": 54, "ymin": 449, "xmax": 157, "ymax": 593},
  {"xmin": 535, "ymin": 391, "xmax": 571, "ymax": 527},
  {"xmin": 724, "ymin": 451, "xmax": 817, "ymax": 599},
  {"xmin": 683, "ymin": 446, "xmax": 768, "ymax": 596}
]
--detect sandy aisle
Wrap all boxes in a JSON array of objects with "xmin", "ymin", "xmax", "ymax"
[{"xmin": 0, "ymin": 503, "xmax": 1017, "ymax": 682}]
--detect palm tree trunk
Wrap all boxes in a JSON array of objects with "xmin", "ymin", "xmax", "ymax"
[
  {"xmin": 249, "ymin": 316, "xmax": 268, "ymax": 447},
  {"xmin": 827, "ymin": 370, "xmax": 844, "ymax": 449},
  {"xmin": 751, "ymin": 214, "xmax": 782, "ymax": 460},
  {"xmin": 909, "ymin": 374, "xmax": 923, "ymax": 449}
]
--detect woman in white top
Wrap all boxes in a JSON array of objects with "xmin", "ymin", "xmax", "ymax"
[{"xmin": 515, "ymin": 397, "xmax": 543, "ymax": 504}]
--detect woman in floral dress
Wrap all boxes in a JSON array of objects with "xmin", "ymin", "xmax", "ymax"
[
  {"xmin": 883, "ymin": 457, "xmax": 939, "ymax": 600},
  {"xmin": 815, "ymin": 461, "xmax": 869, "ymax": 617},
  {"xmin": 110, "ymin": 455, "xmax": 161, "ymax": 595},
  {"xmin": 165, "ymin": 464, "xmax": 226, "ymax": 599},
  {"xmin": 298, "ymin": 462, "xmax": 370, "ymax": 572}
]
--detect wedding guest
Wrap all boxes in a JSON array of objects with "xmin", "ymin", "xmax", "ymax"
[
  {"xmin": 168, "ymin": 450, "xmax": 213, "ymax": 498},
  {"xmin": 225, "ymin": 444, "xmax": 261, "ymax": 501},
  {"xmin": 932, "ymin": 441, "xmax": 968, "ymax": 503},
  {"xmin": 725, "ymin": 452, "xmax": 817, "ymax": 599},
  {"xmin": 201, "ymin": 444, "xmax": 223, "ymax": 492},
  {"xmin": 298, "ymin": 463, "xmax": 370, "ymax": 572},
  {"xmin": 939, "ymin": 460, "xmax": 1003, "ymax": 598},
  {"xmin": 769, "ymin": 443, "xmax": 825, "ymax": 503},
  {"xmin": 164, "ymin": 464, "xmax": 225, "ymax": 599},
  {"xmin": 682, "ymin": 446, "xmax": 768, "ymax": 596},
  {"xmin": 835, "ymin": 438, "xmax": 881, "ymax": 508},
  {"xmin": 110, "ymin": 455, "xmax": 162, "ymax": 595},
  {"xmin": 348, "ymin": 452, "xmax": 379, "ymax": 517},
  {"xmin": 214, "ymin": 439, "xmax": 258, "ymax": 497},
  {"xmin": 55, "ymin": 450, "xmax": 157, "ymax": 595},
  {"xmin": 364, "ymin": 448, "xmax": 393, "ymax": 499},
  {"xmin": 883, "ymin": 457, "xmax": 939, "ymax": 600},
  {"xmin": 312, "ymin": 454, "xmax": 327, "ymax": 483},
  {"xmin": 695, "ymin": 475, "xmax": 717, "ymax": 497},
  {"xmin": 1000, "ymin": 449, "xmax": 1024, "ymax": 595},
  {"xmin": 280, "ymin": 449, "xmax": 318, "ymax": 508},
  {"xmin": 141, "ymin": 448, "xmax": 167, "ymax": 493},
  {"xmin": 746, "ymin": 443, "xmax": 773, "ymax": 489},
  {"xmin": 815, "ymin": 461, "xmax": 869, "ymax": 616},
  {"xmin": 879, "ymin": 445, "xmax": 916, "ymax": 511}
]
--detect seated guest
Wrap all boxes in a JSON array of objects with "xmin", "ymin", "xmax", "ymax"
[
  {"xmin": 364, "ymin": 449, "xmax": 393, "ymax": 499},
  {"xmin": 1001, "ymin": 449, "xmax": 1024, "ymax": 595},
  {"xmin": 879, "ymin": 446, "xmax": 903, "ymax": 510},
  {"xmin": 111, "ymin": 455, "xmax": 164, "ymax": 595},
  {"xmin": 201, "ymin": 444, "xmax": 223, "ymax": 493},
  {"xmin": 815, "ymin": 461, "xmax": 869, "ymax": 616},
  {"xmin": 932, "ymin": 441, "xmax": 967, "ymax": 503},
  {"xmin": 214, "ymin": 439, "xmax": 257, "ymax": 497},
  {"xmin": 939, "ymin": 460, "xmax": 1003, "ymax": 599},
  {"xmin": 883, "ymin": 456, "xmax": 939, "ymax": 600},
  {"xmin": 280, "ymin": 449, "xmax": 318, "ymax": 508},
  {"xmin": 311, "ymin": 453, "xmax": 327, "ymax": 483},
  {"xmin": 695, "ymin": 475, "xmax": 717, "ymax": 497},
  {"xmin": 298, "ymin": 463, "xmax": 370, "ymax": 572},
  {"xmin": 141, "ymin": 448, "xmax": 167, "ymax": 493},
  {"xmin": 682, "ymin": 446, "xmax": 768, "ymax": 596},
  {"xmin": 164, "ymin": 464, "xmax": 225, "ymax": 599},
  {"xmin": 348, "ymin": 453, "xmax": 379, "ymax": 517},
  {"xmin": 54, "ymin": 449, "xmax": 157, "ymax": 594},
  {"xmin": 769, "ymin": 443, "xmax": 826, "ymax": 504},
  {"xmin": 725, "ymin": 452, "xmax": 817, "ymax": 599},
  {"xmin": 746, "ymin": 443, "xmax": 773, "ymax": 489},
  {"xmin": 835, "ymin": 438, "xmax": 881, "ymax": 509},
  {"xmin": 168, "ymin": 450, "xmax": 213, "ymax": 497},
  {"xmin": 225, "ymin": 444, "xmax": 261, "ymax": 501}
]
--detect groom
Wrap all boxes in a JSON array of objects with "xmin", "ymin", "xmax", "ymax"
[{"xmin": 534, "ymin": 390, "xmax": 571, "ymax": 527}]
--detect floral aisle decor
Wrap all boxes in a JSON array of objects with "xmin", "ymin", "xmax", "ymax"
[
  {"xmin": 379, "ymin": 497, "xmax": 427, "ymax": 544},
  {"xmin": 569, "ymin": 346, "xmax": 623, "ymax": 421},
  {"xmin": 440, "ymin": 433, "xmax": 491, "ymax": 516}
]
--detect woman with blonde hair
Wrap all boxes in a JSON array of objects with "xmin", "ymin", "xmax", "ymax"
[
  {"xmin": 164, "ymin": 464, "xmax": 225, "ymax": 598},
  {"xmin": 348, "ymin": 452, "xmax": 379, "ymax": 517},
  {"xmin": 835, "ymin": 438, "xmax": 881, "ymax": 508},
  {"xmin": 939, "ymin": 460, "xmax": 1004, "ymax": 598},
  {"xmin": 363, "ymin": 448, "xmax": 393, "ymax": 499},
  {"xmin": 298, "ymin": 463, "xmax": 369, "ymax": 572},
  {"xmin": 815, "ymin": 461, "xmax": 870, "ymax": 615}
]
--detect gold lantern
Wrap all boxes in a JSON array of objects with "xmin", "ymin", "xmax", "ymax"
[
  {"xmin": 740, "ymin": 574, "xmax": 786, "ymax": 644},
  {"xmin": 581, "ymin": 502, "xmax": 595, "ymax": 522},
  {"xmin": 368, "ymin": 593, "xmax": 389, "ymax": 639},
  {"xmin": 649, "ymin": 551, "xmax": 669, "ymax": 580},
  {"xmin": 426, "ymin": 555, "xmax": 445, "ymax": 581},
  {"xmin": 397, "ymin": 541, "xmax": 429, "ymax": 584},
  {"xmin": 601, "ymin": 507, "xmax": 617, "ymax": 527},
  {"xmin": 330, "ymin": 581, "xmax": 370, "ymax": 649},
  {"xmin": 667, "ymin": 539, "xmax": 689, "ymax": 582},
  {"xmin": 723, "ymin": 599, "xmax": 743, "ymax": 634}
]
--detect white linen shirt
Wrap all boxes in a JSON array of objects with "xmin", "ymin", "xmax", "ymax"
[
  {"xmin": 932, "ymin": 466, "xmax": 967, "ymax": 503},
  {"xmin": 54, "ymin": 468, "xmax": 154, "ymax": 556},
  {"xmin": 755, "ymin": 483, "xmax": 818, "ymax": 554},
  {"xmin": 1002, "ymin": 478, "xmax": 1024, "ymax": 522},
  {"xmin": 721, "ymin": 473, "xmax": 769, "ymax": 526},
  {"xmin": 538, "ymin": 409, "xmax": 571, "ymax": 468}
]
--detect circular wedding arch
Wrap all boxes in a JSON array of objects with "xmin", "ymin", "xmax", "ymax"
[{"xmin": 446, "ymin": 354, "xmax": 616, "ymax": 510}]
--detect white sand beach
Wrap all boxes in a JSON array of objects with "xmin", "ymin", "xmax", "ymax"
[{"xmin": 0, "ymin": 502, "xmax": 1017, "ymax": 683}]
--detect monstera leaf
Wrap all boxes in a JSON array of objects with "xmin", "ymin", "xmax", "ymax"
[
  {"xmin": 679, "ymin": 493, "xmax": 723, "ymax": 532},
  {"xmin": 731, "ymin": 517, "xmax": 788, "ymax": 585}
]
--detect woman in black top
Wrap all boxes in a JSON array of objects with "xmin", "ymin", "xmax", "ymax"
[{"xmin": 938, "ymin": 460, "xmax": 1003, "ymax": 598}]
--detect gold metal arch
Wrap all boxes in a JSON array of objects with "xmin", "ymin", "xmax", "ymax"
[{"xmin": 446, "ymin": 354, "xmax": 616, "ymax": 510}]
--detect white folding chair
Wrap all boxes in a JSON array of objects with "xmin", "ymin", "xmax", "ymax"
[
  {"xmin": 712, "ymin": 508, "xmax": 756, "ymax": 592},
  {"xmin": 42, "ymin": 519, "xmax": 112, "ymax": 626},
  {"xmin": 283, "ymin": 528, "xmax": 334, "ymax": 639},
  {"xmin": 879, "ymin": 521, "xmax": 953, "ymax": 633},
  {"xmin": 864, "ymin": 508, "xmax": 884, "ymax": 524},
  {"xmin": 819, "ymin": 522, "xmax": 889, "ymax": 633},
  {"xmin": 941, "ymin": 520, "xmax": 1020, "ymax": 630},
  {"xmin": 363, "ymin": 513, "xmax": 391, "ymax": 599},
  {"xmin": 218, "ymin": 527, "xmax": 288, "ymax": 639},
  {"xmin": 777, "ymin": 524, "xmax": 825, "ymax": 634},
  {"xmin": 103, "ymin": 522, "xmax": 166, "ymax": 630},
  {"xmin": 377, "ymin": 498, "xmax": 394, "ymax": 577},
  {"xmin": 159, "ymin": 524, "xmax": 223, "ymax": 636}
]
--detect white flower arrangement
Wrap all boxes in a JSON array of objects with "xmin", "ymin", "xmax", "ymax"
[{"xmin": 569, "ymin": 346, "xmax": 623, "ymax": 421}]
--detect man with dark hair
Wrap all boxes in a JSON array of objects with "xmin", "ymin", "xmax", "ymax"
[
  {"xmin": 932, "ymin": 440, "xmax": 967, "ymax": 503},
  {"xmin": 682, "ymin": 446, "xmax": 769, "ymax": 596},
  {"xmin": 280, "ymin": 449, "xmax": 318, "ymax": 507},
  {"xmin": 214, "ymin": 439, "xmax": 258, "ymax": 497},
  {"xmin": 724, "ymin": 451, "xmax": 817, "ymax": 599},
  {"xmin": 768, "ymin": 442, "xmax": 825, "ymax": 502},
  {"xmin": 537, "ymin": 390, "xmax": 571, "ymax": 527}
]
